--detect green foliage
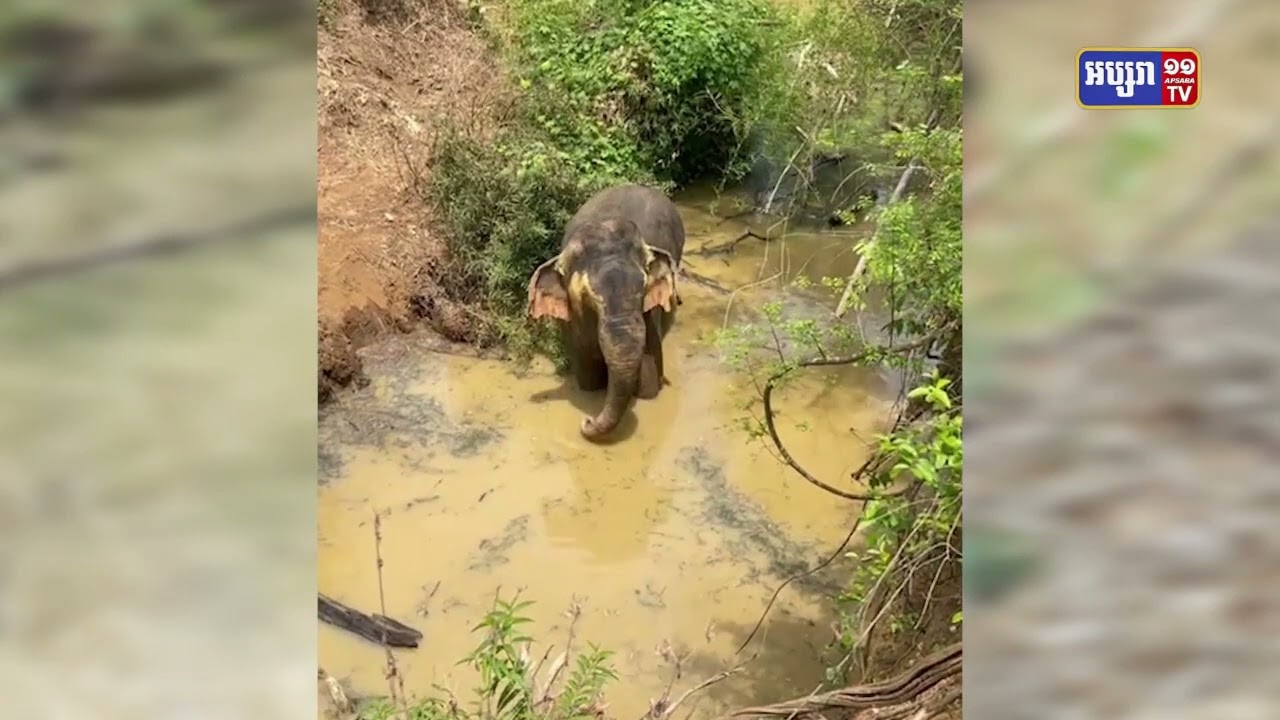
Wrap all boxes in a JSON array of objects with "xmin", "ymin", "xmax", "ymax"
[
  {"xmin": 359, "ymin": 597, "xmax": 617, "ymax": 720},
  {"xmin": 430, "ymin": 0, "xmax": 799, "ymax": 357},
  {"xmin": 429, "ymin": 129, "xmax": 593, "ymax": 359},
  {"xmin": 504, "ymin": 0, "xmax": 782, "ymax": 185},
  {"xmin": 728, "ymin": 0, "xmax": 962, "ymax": 213},
  {"xmin": 851, "ymin": 126, "xmax": 962, "ymax": 336},
  {"xmin": 839, "ymin": 371, "xmax": 961, "ymax": 612},
  {"xmin": 708, "ymin": 0, "xmax": 963, "ymax": 684}
]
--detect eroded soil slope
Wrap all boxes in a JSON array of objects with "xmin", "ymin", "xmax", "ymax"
[{"xmin": 317, "ymin": 0, "xmax": 510, "ymax": 402}]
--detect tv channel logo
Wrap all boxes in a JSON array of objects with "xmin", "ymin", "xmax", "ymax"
[{"xmin": 1076, "ymin": 48, "xmax": 1200, "ymax": 109}]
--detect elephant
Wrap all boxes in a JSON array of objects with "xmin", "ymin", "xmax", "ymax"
[{"xmin": 526, "ymin": 184, "xmax": 686, "ymax": 441}]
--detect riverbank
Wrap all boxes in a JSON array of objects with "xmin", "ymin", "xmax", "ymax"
[{"xmin": 317, "ymin": 0, "xmax": 509, "ymax": 403}]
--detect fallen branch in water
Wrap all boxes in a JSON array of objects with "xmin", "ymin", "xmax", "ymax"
[
  {"xmin": 318, "ymin": 593, "xmax": 424, "ymax": 648},
  {"xmin": 642, "ymin": 643, "xmax": 756, "ymax": 720},
  {"xmin": 679, "ymin": 268, "xmax": 732, "ymax": 294},
  {"xmin": 693, "ymin": 230, "xmax": 770, "ymax": 256},
  {"xmin": 722, "ymin": 642, "xmax": 961, "ymax": 720}
]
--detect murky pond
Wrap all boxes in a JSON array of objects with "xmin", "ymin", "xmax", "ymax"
[{"xmin": 317, "ymin": 187, "xmax": 895, "ymax": 717}]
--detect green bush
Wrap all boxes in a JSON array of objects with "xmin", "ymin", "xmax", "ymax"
[
  {"xmin": 359, "ymin": 597, "xmax": 617, "ymax": 720},
  {"xmin": 428, "ymin": 129, "xmax": 598, "ymax": 359},
  {"xmin": 428, "ymin": 0, "xmax": 793, "ymax": 355},
  {"xmin": 427, "ymin": 0, "xmax": 961, "ymax": 365},
  {"xmin": 505, "ymin": 0, "xmax": 782, "ymax": 185}
]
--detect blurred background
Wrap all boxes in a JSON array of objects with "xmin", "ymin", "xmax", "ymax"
[
  {"xmin": 0, "ymin": 0, "xmax": 317, "ymax": 716},
  {"xmin": 964, "ymin": 0, "xmax": 1280, "ymax": 717}
]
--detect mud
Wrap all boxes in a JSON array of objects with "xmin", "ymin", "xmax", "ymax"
[{"xmin": 318, "ymin": 187, "xmax": 899, "ymax": 717}]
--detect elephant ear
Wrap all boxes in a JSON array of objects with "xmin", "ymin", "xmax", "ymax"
[
  {"xmin": 527, "ymin": 256, "xmax": 570, "ymax": 321},
  {"xmin": 642, "ymin": 247, "xmax": 678, "ymax": 313}
]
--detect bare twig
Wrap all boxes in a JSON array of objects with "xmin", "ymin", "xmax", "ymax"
[
  {"xmin": 694, "ymin": 230, "xmax": 771, "ymax": 256},
  {"xmin": 735, "ymin": 514, "xmax": 864, "ymax": 656},
  {"xmin": 722, "ymin": 271, "xmax": 784, "ymax": 330},
  {"xmin": 373, "ymin": 511, "xmax": 408, "ymax": 710},
  {"xmin": 760, "ymin": 324, "xmax": 950, "ymax": 501},
  {"xmin": 644, "ymin": 649, "xmax": 756, "ymax": 720},
  {"xmin": 536, "ymin": 601, "xmax": 584, "ymax": 707}
]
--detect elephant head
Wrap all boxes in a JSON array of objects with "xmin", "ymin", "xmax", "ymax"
[{"xmin": 527, "ymin": 218, "xmax": 678, "ymax": 440}]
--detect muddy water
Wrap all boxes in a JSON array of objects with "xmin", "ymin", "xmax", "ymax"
[{"xmin": 317, "ymin": 188, "xmax": 894, "ymax": 717}]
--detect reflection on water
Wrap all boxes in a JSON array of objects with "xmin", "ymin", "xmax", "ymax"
[{"xmin": 317, "ymin": 188, "xmax": 893, "ymax": 717}]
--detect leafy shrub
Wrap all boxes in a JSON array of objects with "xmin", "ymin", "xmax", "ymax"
[
  {"xmin": 359, "ymin": 597, "xmax": 617, "ymax": 720},
  {"xmin": 428, "ymin": 129, "xmax": 597, "ymax": 359},
  {"xmin": 505, "ymin": 0, "xmax": 782, "ymax": 185}
]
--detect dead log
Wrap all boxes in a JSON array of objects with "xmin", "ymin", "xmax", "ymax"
[{"xmin": 319, "ymin": 593, "xmax": 423, "ymax": 648}]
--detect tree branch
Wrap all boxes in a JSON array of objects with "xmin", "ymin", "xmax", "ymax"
[
  {"xmin": 760, "ymin": 324, "xmax": 950, "ymax": 501},
  {"xmin": 692, "ymin": 230, "xmax": 771, "ymax": 256},
  {"xmin": 722, "ymin": 642, "xmax": 961, "ymax": 720},
  {"xmin": 833, "ymin": 107, "xmax": 940, "ymax": 319}
]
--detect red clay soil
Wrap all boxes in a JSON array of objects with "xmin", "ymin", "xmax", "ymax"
[{"xmin": 316, "ymin": 0, "xmax": 511, "ymax": 403}]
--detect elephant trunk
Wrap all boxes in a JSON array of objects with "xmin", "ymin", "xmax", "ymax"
[{"xmin": 580, "ymin": 314, "xmax": 644, "ymax": 440}]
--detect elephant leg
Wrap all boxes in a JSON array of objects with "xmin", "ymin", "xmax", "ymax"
[
  {"xmin": 566, "ymin": 324, "xmax": 607, "ymax": 391},
  {"xmin": 637, "ymin": 310, "xmax": 666, "ymax": 400},
  {"xmin": 574, "ymin": 346, "xmax": 608, "ymax": 391},
  {"xmin": 639, "ymin": 356, "xmax": 660, "ymax": 399}
]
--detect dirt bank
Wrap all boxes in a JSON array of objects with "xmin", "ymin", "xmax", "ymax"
[{"xmin": 317, "ymin": 0, "xmax": 509, "ymax": 403}]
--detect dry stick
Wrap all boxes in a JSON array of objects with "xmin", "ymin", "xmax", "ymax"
[
  {"xmin": 965, "ymin": 0, "xmax": 1240, "ymax": 204},
  {"xmin": 722, "ymin": 271, "xmax": 783, "ymax": 330},
  {"xmin": 852, "ymin": 506, "xmax": 949, "ymax": 675},
  {"xmin": 735, "ymin": 514, "xmax": 864, "ymax": 656},
  {"xmin": 833, "ymin": 103, "xmax": 940, "ymax": 319},
  {"xmin": 915, "ymin": 512, "xmax": 962, "ymax": 630},
  {"xmin": 537, "ymin": 602, "xmax": 583, "ymax": 707},
  {"xmin": 0, "ymin": 201, "xmax": 315, "ymax": 294},
  {"xmin": 373, "ymin": 512, "xmax": 408, "ymax": 711},
  {"xmin": 834, "ymin": 97, "xmax": 947, "ymax": 316},
  {"xmin": 646, "ymin": 657, "xmax": 756, "ymax": 720}
]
